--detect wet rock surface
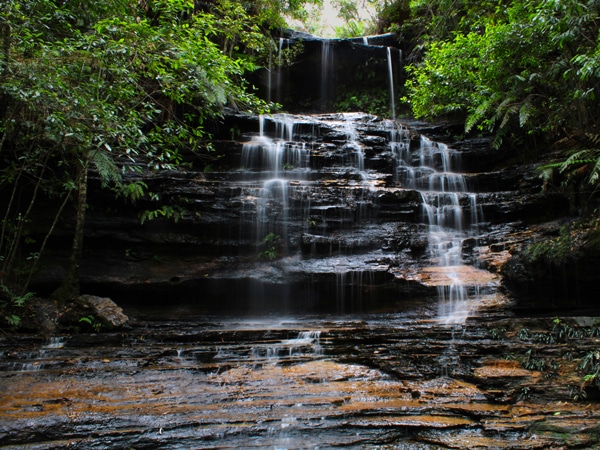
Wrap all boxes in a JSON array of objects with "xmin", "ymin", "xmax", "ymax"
[
  {"xmin": 15, "ymin": 111, "xmax": 600, "ymax": 447},
  {"xmin": 2, "ymin": 307, "xmax": 600, "ymax": 448},
  {"xmin": 29, "ymin": 112, "xmax": 576, "ymax": 309}
]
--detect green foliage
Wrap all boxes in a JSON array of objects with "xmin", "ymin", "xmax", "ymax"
[
  {"xmin": 539, "ymin": 143, "xmax": 600, "ymax": 199},
  {"xmin": 258, "ymin": 232, "xmax": 281, "ymax": 260},
  {"xmin": 259, "ymin": 247, "xmax": 278, "ymax": 260},
  {"xmin": 523, "ymin": 227, "xmax": 574, "ymax": 267},
  {"xmin": 140, "ymin": 205, "xmax": 184, "ymax": 225},
  {"xmin": 522, "ymin": 349, "xmax": 550, "ymax": 372},
  {"xmin": 572, "ymin": 349, "xmax": 600, "ymax": 400},
  {"xmin": 517, "ymin": 385, "xmax": 532, "ymax": 401},
  {"xmin": 79, "ymin": 315, "xmax": 102, "ymax": 332},
  {"xmin": 5, "ymin": 314, "xmax": 21, "ymax": 328},
  {"xmin": 403, "ymin": 0, "xmax": 600, "ymax": 157},
  {"xmin": 579, "ymin": 350, "xmax": 600, "ymax": 380},
  {"xmin": 405, "ymin": 2, "xmax": 550, "ymax": 148},
  {"xmin": 488, "ymin": 327, "xmax": 507, "ymax": 340},
  {"xmin": 510, "ymin": 318, "xmax": 600, "ymax": 400},
  {"xmin": 523, "ymin": 218, "xmax": 600, "ymax": 267},
  {"xmin": 1, "ymin": 283, "xmax": 34, "ymax": 308},
  {"xmin": 335, "ymin": 89, "xmax": 390, "ymax": 117},
  {"xmin": 1, "ymin": 0, "xmax": 306, "ymax": 294},
  {"xmin": 117, "ymin": 181, "xmax": 149, "ymax": 204},
  {"xmin": 332, "ymin": 0, "xmax": 377, "ymax": 37},
  {"xmin": 0, "ymin": 282, "xmax": 34, "ymax": 329},
  {"xmin": 335, "ymin": 20, "xmax": 370, "ymax": 38}
]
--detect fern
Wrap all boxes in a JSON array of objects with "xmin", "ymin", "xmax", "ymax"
[
  {"xmin": 519, "ymin": 101, "xmax": 536, "ymax": 128},
  {"xmin": 590, "ymin": 157, "xmax": 600, "ymax": 185},
  {"xmin": 560, "ymin": 148, "xmax": 600, "ymax": 185},
  {"xmin": 466, "ymin": 96, "xmax": 495, "ymax": 133},
  {"xmin": 118, "ymin": 180, "xmax": 148, "ymax": 203},
  {"xmin": 539, "ymin": 147, "xmax": 600, "ymax": 191},
  {"xmin": 91, "ymin": 149, "xmax": 122, "ymax": 188},
  {"xmin": 139, "ymin": 205, "xmax": 183, "ymax": 225},
  {"xmin": 585, "ymin": 133, "xmax": 600, "ymax": 145},
  {"xmin": 499, "ymin": 103, "xmax": 519, "ymax": 130}
]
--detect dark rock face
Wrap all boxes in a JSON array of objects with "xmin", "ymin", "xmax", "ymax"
[
  {"xmin": 248, "ymin": 32, "xmax": 404, "ymax": 114},
  {"xmin": 500, "ymin": 221, "xmax": 600, "ymax": 311},
  {"xmin": 30, "ymin": 112, "xmax": 575, "ymax": 312}
]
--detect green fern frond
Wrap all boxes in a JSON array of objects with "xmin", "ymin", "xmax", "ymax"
[
  {"xmin": 589, "ymin": 157, "xmax": 600, "ymax": 185},
  {"xmin": 492, "ymin": 128, "xmax": 505, "ymax": 150},
  {"xmin": 538, "ymin": 164, "xmax": 556, "ymax": 176},
  {"xmin": 519, "ymin": 102, "xmax": 535, "ymax": 128},
  {"xmin": 585, "ymin": 133, "xmax": 600, "ymax": 145},
  {"xmin": 499, "ymin": 104, "xmax": 519, "ymax": 130},
  {"xmin": 560, "ymin": 149, "xmax": 598, "ymax": 173},
  {"xmin": 466, "ymin": 97, "xmax": 494, "ymax": 133},
  {"xmin": 91, "ymin": 150, "xmax": 122, "ymax": 188}
]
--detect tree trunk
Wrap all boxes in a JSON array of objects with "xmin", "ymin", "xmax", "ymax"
[{"xmin": 52, "ymin": 153, "xmax": 89, "ymax": 302}]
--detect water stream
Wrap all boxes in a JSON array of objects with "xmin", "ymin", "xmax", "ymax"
[
  {"xmin": 418, "ymin": 136, "xmax": 482, "ymax": 324},
  {"xmin": 321, "ymin": 39, "xmax": 333, "ymax": 111},
  {"xmin": 386, "ymin": 46, "xmax": 396, "ymax": 120},
  {"xmin": 242, "ymin": 111, "xmax": 484, "ymax": 324}
]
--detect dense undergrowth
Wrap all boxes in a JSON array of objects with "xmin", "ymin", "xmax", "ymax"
[{"xmin": 490, "ymin": 317, "xmax": 600, "ymax": 402}]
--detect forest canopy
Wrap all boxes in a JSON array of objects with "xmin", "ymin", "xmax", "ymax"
[{"xmin": 400, "ymin": 1, "xmax": 600, "ymax": 147}]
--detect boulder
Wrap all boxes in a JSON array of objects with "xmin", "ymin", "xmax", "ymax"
[{"xmin": 78, "ymin": 295, "xmax": 129, "ymax": 329}]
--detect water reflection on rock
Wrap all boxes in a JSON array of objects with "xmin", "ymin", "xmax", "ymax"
[{"xmin": 2, "ymin": 308, "xmax": 600, "ymax": 448}]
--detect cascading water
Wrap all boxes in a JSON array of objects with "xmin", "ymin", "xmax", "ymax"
[
  {"xmin": 266, "ymin": 37, "xmax": 287, "ymax": 105},
  {"xmin": 241, "ymin": 114, "xmax": 311, "ymax": 247},
  {"xmin": 239, "ymin": 112, "xmax": 398, "ymax": 313},
  {"xmin": 321, "ymin": 39, "xmax": 333, "ymax": 111},
  {"xmin": 386, "ymin": 47, "xmax": 396, "ymax": 120},
  {"xmin": 241, "ymin": 110, "xmax": 487, "ymax": 321},
  {"xmin": 265, "ymin": 330, "xmax": 323, "ymax": 360},
  {"xmin": 392, "ymin": 130, "xmax": 484, "ymax": 324}
]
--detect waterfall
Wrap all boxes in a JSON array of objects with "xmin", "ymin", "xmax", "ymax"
[
  {"xmin": 342, "ymin": 115, "xmax": 366, "ymax": 176},
  {"xmin": 276, "ymin": 38, "xmax": 285, "ymax": 104},
  {"xmin": 391, "ymin": 129, "xmax": 483, "ymax": 324},
  {"xmin": 250, "ymin": 330, "xmax": 324, "ymax": 361},
  {"xmin": 266, "ymin": 38, "xmax": 287, "ymax": 104},
  {"xmin": 267, "ymin": 46, "xmax": 272, "ymax": 103},
  {"xmin": 238, "ymin": 112, "xmax": 487, "ymax": 318},
  {"xmin": 419, "ymin": 137, "xmax": 481, "ymax": 324},
  {"xmin": 241, "ymin": 114, "xmax": 312, "ymax": 248},
  {"xmin": 389, "ymin": 121, "xmax": 412, "ymax": 185},
  {"xmin": 256, "ymin": 179, "xmax": 290, "ymax": 244},
  {"xmin": 321, "ymin": 40, "xmax": 333, "ymax": 111},
  {"xmin": 386, "ymin": 47, "xmax": 396, "ymax": 120},
  {"xmin": 241, "ymin": 114, "xmax": 310, "ymax": 178}
]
